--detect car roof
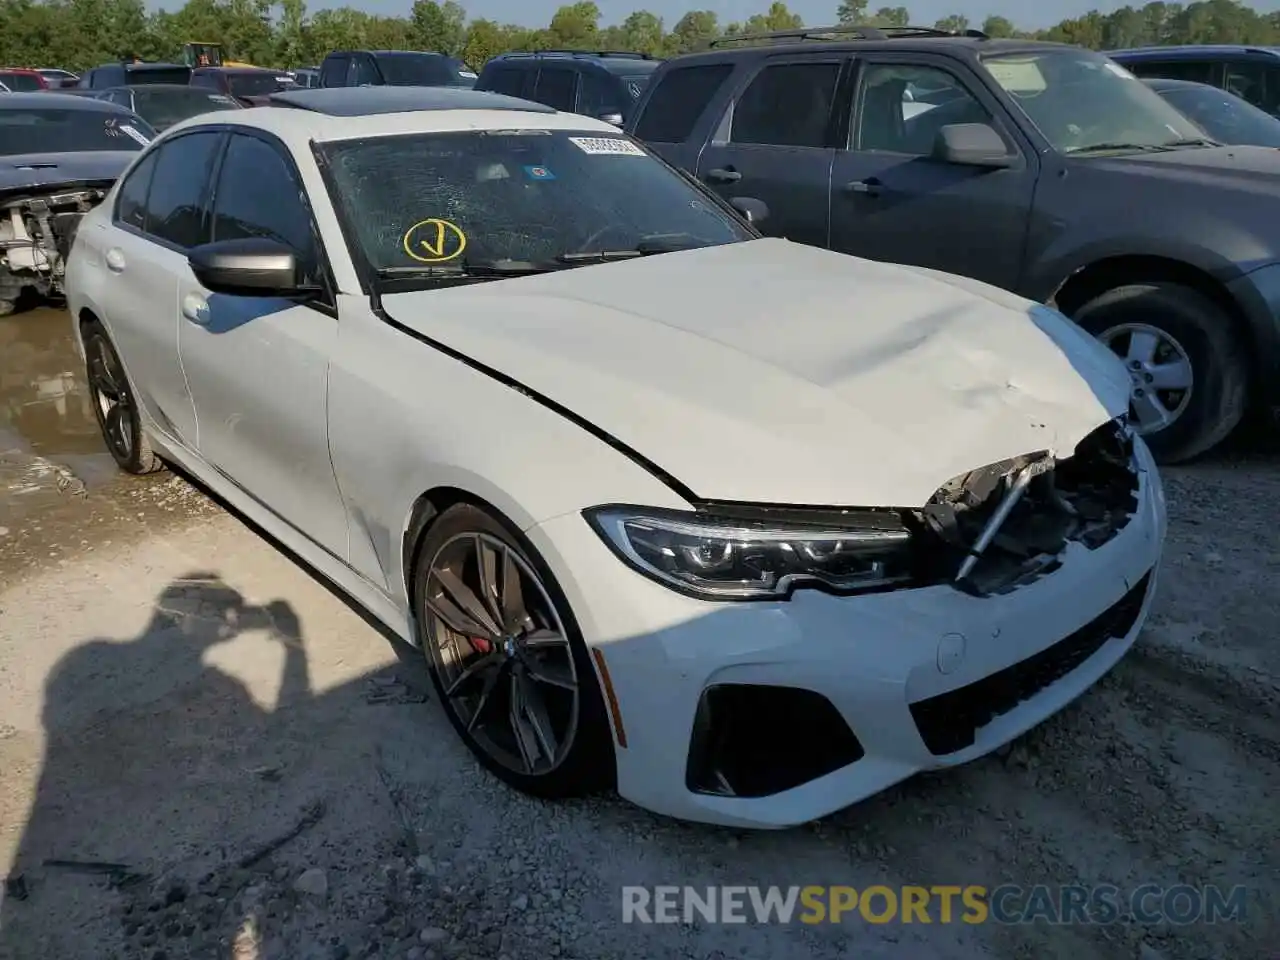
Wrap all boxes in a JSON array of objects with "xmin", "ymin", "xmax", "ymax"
[
  {"xmin": 160, "ymin": 91, "xmax": 620, "ymax": 149},
  {"xmin": 1, "ymin": 91, "xmax": 133, "ymax": 112},
  {"xmin": 0, "ymin": 67, "xmax": 42, "ymax": 75},
  {"xmin": 1110, "ymin": 44, "xmax": 1280, "ymax": 60},
  {"xmin": 193, "ymin": 65, "xmax": 281, "ymax": 75},
  {"xmin": 488, "ymin": 51, "xmax": 663, "ymax": 75},
  {"xmin": 326, "ymin": 50, "xmax": 452, "ymax": 59},
  {"xmin": 267, "ymin": 86, "xmax": 555, "ymax": 117}
]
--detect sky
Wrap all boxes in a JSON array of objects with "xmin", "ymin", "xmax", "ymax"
[{"xmin": 278, "ymin": 0, "xmax": 1280, "ymax": 31}]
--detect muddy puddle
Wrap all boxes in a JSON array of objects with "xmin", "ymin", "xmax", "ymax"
[{"xmin": 1, "ymin": 306, "xmax": 120, "ymax": 527}]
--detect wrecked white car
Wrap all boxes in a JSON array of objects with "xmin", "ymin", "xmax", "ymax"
[{"xmin": 1, "ymin": 93, "xmax": 154, "ymax": 316}]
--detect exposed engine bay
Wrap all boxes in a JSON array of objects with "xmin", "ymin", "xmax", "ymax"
[
  {"xmin": 0, "ymin": 186, "xmax": 106, "ymax": 316},
  {"xmin": 913, "ymin": 419, "xmax": 1140, "ymax": 596}
]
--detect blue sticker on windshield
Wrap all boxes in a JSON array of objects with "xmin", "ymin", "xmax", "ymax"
[{"xmin": 523, "ymin": 164, "xmax": 555, "ymax": 180}]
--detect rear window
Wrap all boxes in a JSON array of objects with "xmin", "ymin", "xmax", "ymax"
[
  {"xmin": 227, "ymin": 72, "xmax": 290, "ymax": 97},
  {"xmin": 621, "ymin": 74, "xmax": 653, "ymax": 100},
  {"xmin": 133, "ymin": 88, "xmax": 241, "ymax": 128},
  {"xmin": 376, "ymin": 53, "xmax": 463, "ymax": 87},
  {"xmin": 0, "ymin": 72, "xmax": 44, "ymax": 92},
  {"xmin": 634, "ymin": 63, "xmax": 734, "ymax": 143},
  {"xmin": 128, "ymin": 67, "xmax": 192, "ymax": 86},
  {"xmin": 0, "ymin": 108, "xmax": 156, "ymax": 156}
]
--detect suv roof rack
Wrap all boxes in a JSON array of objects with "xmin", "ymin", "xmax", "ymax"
[
  {"xmin": 708, "ymin": 24, "xmax": 989, "ymax": 47},
  {"xmin": 502, "ymin": 49, "xmax": 655, "ymax": 60}
]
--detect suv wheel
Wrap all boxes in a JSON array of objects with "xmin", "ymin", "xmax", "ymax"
[{"xmin": 1071, "ymin": 282, "xmax": 1248, "ymax": 463}]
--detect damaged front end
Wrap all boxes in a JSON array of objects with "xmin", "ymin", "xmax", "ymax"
[
  {"xmin": 0, "ymin": 184, "xmax": 109, "ymax": 316},
  {"xmin": 910, "ymin": 418, "xmax": 1141, "ymax": 597}
]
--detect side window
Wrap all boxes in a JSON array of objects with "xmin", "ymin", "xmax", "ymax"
[
  {"xmin": 114, "ymin": 151, "xmax": 158, "ymax": 231},
  {"xmin": 1124, "ymin": 58, "xmax": 1217, "ymax": 86},
  {"xmin": 633, "ymin": 63, "xmax": 735, "ymax": 143},
  {"xmin": 484, "ymin": 66, "xmax": 527, "ymax": 97},
  {"xmin": 855, "ymin": 63, "xmax": 995, "ymax": 155},
  {"xmin": 320, "ymin": 55, "xmax": 348, "ymax": 87},
  {"xmin": 731, "ymin": 61, "xmax": 841, "ymax": 148},
  {"xmin": 350, "ymin": 55, "xmax": 380, "ymax": 87},
  {"xmin": 533, "ymin": 67, "xmax": 577, "ymax": 111},
  {"xmin": 143, "ymin": 131, "xmax": 221, "ymax": 249},
  {"xmin": 210, "ymin": 134, "xmax": 318, "ymax": 277},
  {"xmin": 578, "ymin": 70, "xmax": 624, "ymax": 119},
  {"xmin": 191, "ymin": 73, "xmax": 218, "ymax": 90},
  {"xmin": 1224, "ymin": 61, "xmax": 1280, "ymax": 113},
  {"xmin": 106, "ymin": 89, "xmax": 132, "ymax": 107}
]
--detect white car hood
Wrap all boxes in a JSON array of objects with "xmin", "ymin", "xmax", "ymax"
[{"xmin": 381, "ymin": 238, "xmax": 1129, "ymax": 507}]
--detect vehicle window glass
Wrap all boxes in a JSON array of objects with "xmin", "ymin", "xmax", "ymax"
[
  {"xmin": 106, "ymin": 89, "xmax": 132, "ymax": 107},
  {"xmin": 984, "ymin": 49, "xmax": 1202, "ymax": 154},
  {"xmin": 1123, "ymin": 59, "xmax": 1217, "ymax": 85},
  {"xmin": 350, "ymin": 55, "xmax": 380, "ymax": 86},
  {"xmin": 134, "ymin": 88, "xmax": 241, "ymax": 130},
  {"xmin": 856, "ymin": 63, "xmax": 994, "ymax": 154},
  {"xmin": 377, "ymin": 53, "xmax": 461, "ymax": 86},
  {"xmin": 578, "ymin": 70, "xmax": 624, "ymax": 119},
  {"xmin": 115, "ymin": 151, "xmax": 158, "ymax": 230},
  {"xmin": 191, "ymin": 73, "xmax": 218, "ymax": 89},
  {"xmin": 321, "ymin": 55, "xmax": 348, "ymax": 87},
  {"xmin": 321, "ymin": 130, "xmax": 753, "ymax": 270},
  {"xmin": 484, "ymin": 66, "xmax": 527, "ymax": 97},
  {"xmin": 226, "ymin": 72, "xmax": 288, "ymax": 97},
  {"xmin": 533, "ymin": 67, "xmax": 577, "ymax": 111},
  {"xmin": 0, "ymin": 72, "xmax": 44, "ymax": 92},
  {"xmin": 143, "ymin": 131, "xmax": 220, "ymax": 248},
  {"xmin": 1223, "ymin": 62, "xmax": 1280, "ymax": 114},
  {"xmin": 731, "ymin": 62, "xmax": 840, "ymax": 148},
  {"xmin": 634, "ymin": 63, "xmax": 733, "ymax": 143},
  {"xmin": 211, "ymin": 134, "xmax": 317, "ymax": 274},
  {"xmin": 620, "ymin": 74, "xmax": 652, "ymax": 102},
  {"xmin": 0, "ymin": 107, "xmax": 155, "ymax": 157},
  {"xmin": 128, "ymin": 67, "xmax": 191, "ymax": 86},
  {"xmin": 1160, "ymin": 84, "xmax": 1280, "ymax": 147}
]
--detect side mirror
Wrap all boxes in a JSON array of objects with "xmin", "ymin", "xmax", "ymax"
[
  {"xmin": 729, "ymin": 196, "xmax": 769, "ymax": 226},
  {"xmin": 188, "ymin": 238, "xmax": 310, "ymax": 297},
  {"xmin": 932, "ymin": 123, "xmax": 1014, "ymax": 168},
  {"xmin": 598, "ymin": 111, "xmax": 624, "ymax": 126}
]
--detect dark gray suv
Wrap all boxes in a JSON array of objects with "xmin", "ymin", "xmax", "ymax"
[{"xmin": 627, "ymin": 24, "xmax": 1280, "ymax": 462}]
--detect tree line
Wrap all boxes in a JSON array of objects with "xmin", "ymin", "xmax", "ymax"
[{"xmin": 1, "ymin": 0, "xmax": 1277, "ymax": 73}]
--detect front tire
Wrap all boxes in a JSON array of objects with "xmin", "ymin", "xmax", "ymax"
[
  {"xmin": 83, "ymin": 321, "xmax": 164, "ymax": 475},
  {"xmin": 412, "ymin": 503, "xmax": 615, "ymax": 799},
  {"xmin": 1071, "ymin": 282, "xmax": 1248, "ymax": 463}
]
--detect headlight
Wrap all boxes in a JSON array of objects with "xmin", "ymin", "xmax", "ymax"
[{"xmin": 584, "ymin": 506, "xmax": 915, "ymax": 600}]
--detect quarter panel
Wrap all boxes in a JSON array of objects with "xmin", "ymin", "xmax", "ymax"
[{"xmin": 326, "ymin": 299, "xmax": 690, "ymax": 607}]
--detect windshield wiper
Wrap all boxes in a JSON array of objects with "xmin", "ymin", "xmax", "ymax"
[
  {"xmin": 374, "ymin": 259, "xmax": 555, "ymax": 283},
  {"xmin": 556, "ymin": 233, "xmax": 709, "ymax": 263},
  {"xmin": 1064, "ymin": 142, "xmax": 1172, "ymax": 155},
  {"xmin": 1160, "ymin": 136, "xmax": 1222, "ymax": 148}
]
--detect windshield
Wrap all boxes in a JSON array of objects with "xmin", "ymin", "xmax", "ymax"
[
  {"xmin": 1157, "ymin": 84, "xmax": 1280, "ymax": 148},
  {"xmin": 320, "ymin": 129, "xmax": 752, "ymax": 278},
  {"xmin": 983, "ymin": 49, "xmax": 1204, "ymax": 154},
  {"xmin": 0, "ymin": 72, "xmax": 44, "ymax": 92},
  {"xmin": 0, "ymin": 108, "xmax": 155, "ymax": 156},
  {"xmin": 227, "ymin": 72, "xmax": 290, "ymax": 97},
  {"xmin": 377, "ymin": 54, "xmax": 465, "ymax": 87},
  {"xmin": 134, "ymin": 88, "xmax": 241, "ymax": 129}
]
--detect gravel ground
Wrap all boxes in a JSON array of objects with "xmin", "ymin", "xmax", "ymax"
[{"xmin": 1, "ymin": 316, "xmax": 1277, "ymax": 960}]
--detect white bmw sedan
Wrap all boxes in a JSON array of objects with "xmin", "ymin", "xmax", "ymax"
[{"xmin": 65, "ymin": 87, "xmax": 1166, "ymax": 829}]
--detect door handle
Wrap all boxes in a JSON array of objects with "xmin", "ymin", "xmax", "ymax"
[
  {"xmin": 181, "ymin": 292, "xmax": 210, "ymax": 326},
  {"xmin": 104, "ymin": 248, "xmax": 126, "ymax": 273},
  {"xmin": 843, "ymin": 178, "xmax": 883, "ymax": 197},
  {"xmin": 704, "ymin": 167, "xmax": 742, "ymax": 184}
]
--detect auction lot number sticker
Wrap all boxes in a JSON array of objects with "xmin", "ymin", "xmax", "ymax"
[{"xmin": 569, "ymin": 137, "xmax": 646, "ymax": 156}]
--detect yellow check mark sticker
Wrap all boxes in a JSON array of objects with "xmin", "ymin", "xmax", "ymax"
[{"xmin": 402, "ymin": 218, "xmax": 467, "ymax": 263}]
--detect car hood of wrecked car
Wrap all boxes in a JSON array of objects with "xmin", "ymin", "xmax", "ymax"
[
  {"xmin": 0, "ymin": 151, "xmax": 136, "ymax": 196},
  {"xmin": 380, "ymin": 237, "xmax": 1132, "ymax": 508}
]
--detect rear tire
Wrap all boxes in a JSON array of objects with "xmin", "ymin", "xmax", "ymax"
[
  {"xmin": 83, "ymin": 321, "xmax": 165, "ymax": 475},
  {"xmin": 1071, "ymin": 282, "xmax": 1248, "ymax": 463},
  {"xmin": 412, "ymin": 503, "xmax": 615, "ymax": 799}
]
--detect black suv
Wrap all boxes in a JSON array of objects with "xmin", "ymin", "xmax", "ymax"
[
  {"xmin": 1109, "ymin": 45, "xmax": 1280, "ymax": 116},
  {"xmin": 475, "ymin": 51, "xmax": 662, "ymax": 124},
  {"xmin": 319, "ymin": 50, "xmax": 476, "ymax": 89},
  {"xmin": 626, "ymin": 24, "xmax": 1280, "ymax": 462}
]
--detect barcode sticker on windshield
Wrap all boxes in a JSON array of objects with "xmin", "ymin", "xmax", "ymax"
[
  {"xmin": 569, "ymin": 136, "xmax": 645, "ymax": 156},
  {"xmin": 118, "ymin": 124, "xmax": 151, "ymax": 146}
]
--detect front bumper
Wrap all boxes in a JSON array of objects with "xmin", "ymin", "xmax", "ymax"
[{"xmin": 529, "ymin": 443, "xmax": 1167, "ymax": 829}]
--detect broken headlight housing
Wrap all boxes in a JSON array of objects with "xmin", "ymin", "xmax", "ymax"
[{"xmin": 584, "ymin": 506, "xmax": 915, "ymax": 600}]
